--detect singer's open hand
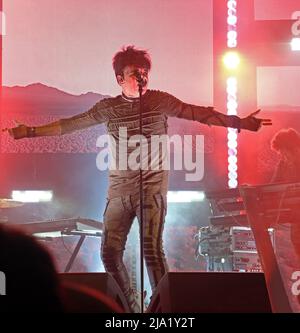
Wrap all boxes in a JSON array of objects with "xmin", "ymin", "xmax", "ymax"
[
  {"xmin": 1, "ymin": 121, "xmax": 29, "ymax": 140},
  {"xmin": 240, "ymin": 109, "xmax": 272, "ymax": 132}
]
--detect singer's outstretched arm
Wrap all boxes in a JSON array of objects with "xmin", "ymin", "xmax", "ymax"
[
  {"xmin": 4, "ymin": 98, "xmax": 112, "ymax": 140},
  {"xmin": 155, "ymin": 91, "xmax": 272, "ymax": 132},
  {"xmin": 5, "ymin": 120, "xmax": 62, "ymax": 139}
]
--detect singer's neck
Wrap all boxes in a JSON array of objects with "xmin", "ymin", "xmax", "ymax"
[{"xmin": 121, "ymin": 89, "xmax": 147, "ymax": 100}]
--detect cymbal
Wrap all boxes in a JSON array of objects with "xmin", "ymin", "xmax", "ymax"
[{"xmin": 0, "ymin": 199, "xmax": 24, "ymax": 209}]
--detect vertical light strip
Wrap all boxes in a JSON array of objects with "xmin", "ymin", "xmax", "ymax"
[
  {"xmin": 291, "ymin": 11, "xmax": 300, "ymax": 51},
  {"xmin": 226, "ymin": 0, "xmax": 238, "ymax": 188}
]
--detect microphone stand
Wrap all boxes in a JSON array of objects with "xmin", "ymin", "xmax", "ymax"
[{"xmin": 138, "ymin": 81, "xmax": 145, "ymax": 314}]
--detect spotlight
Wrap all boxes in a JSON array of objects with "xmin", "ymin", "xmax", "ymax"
[
  {"xmin": 12, "ymin": 190, "xmax": 53, "ymax": 203},
  {"xmin": 291, "ymin": 38, "xmax": 300, "ymax": 51},
  {"xmin": 167, "ymin": 191, "xmax": 205, "ymax": 203},
  {"xmin": 223, "ymin": 51, "xmax": 240, "ymax": 70}
]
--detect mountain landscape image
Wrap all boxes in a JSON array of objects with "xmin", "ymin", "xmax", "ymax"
[
  {"xmin": 2, "ymin": 83, "xmax": 110, "ymax": 117},
  {"xmin": 2, "ymin": 82, "xmax": 300, "ymax": 118}
]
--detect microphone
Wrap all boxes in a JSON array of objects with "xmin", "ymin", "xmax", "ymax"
[{"xmin": 133, "ymin": 70, "xmax": 147, "ymax": 87}]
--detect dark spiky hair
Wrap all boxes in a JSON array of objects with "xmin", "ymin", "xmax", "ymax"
[{"xmin": 112, "ymin": 45, "xmax": 151, "ymax": 77}]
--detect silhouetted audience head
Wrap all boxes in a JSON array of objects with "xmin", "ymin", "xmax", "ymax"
[
  {"xmin": 0, "ymin": 225, "xmax": 125, "ymax": 313},
  {"xmin": 271, "ymin": 128, "xmax": 300, "ymax": 156},
  {"xmin": 0, "ymin": 225, "xmax": 63, "ymax": 312}
]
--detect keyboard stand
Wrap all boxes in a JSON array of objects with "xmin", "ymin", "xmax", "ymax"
[
  {"xmin": 240, "ymin": 184, "xmax": 296, "ymax": 313},
  {"xmin": 61, "ymin": 230, "xmax": 102, "ymax": 273}
]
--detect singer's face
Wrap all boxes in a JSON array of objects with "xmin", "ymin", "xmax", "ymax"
[{"xmin": 117, "ymin": 65, "xmax": 148, "ymax": 97}]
